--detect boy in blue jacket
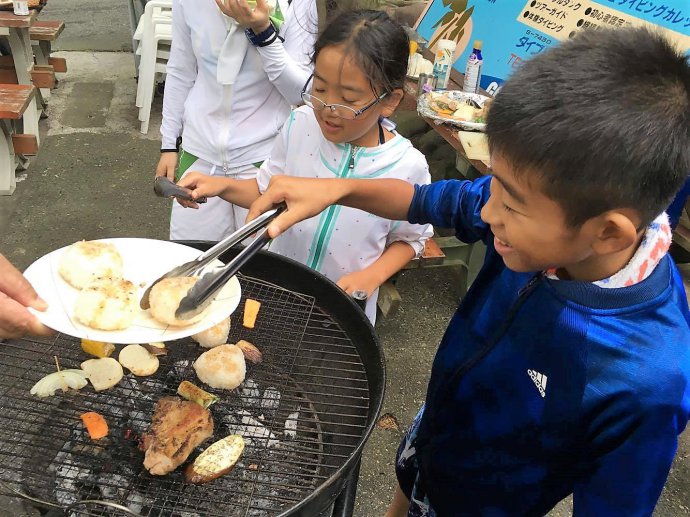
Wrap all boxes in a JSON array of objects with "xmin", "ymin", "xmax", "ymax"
[{"xmin": 235, "ymin": 27, "xmax": 690, "ymax": 515}]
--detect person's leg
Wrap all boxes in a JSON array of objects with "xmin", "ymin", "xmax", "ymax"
[
  {"xmin": 385, "ymin": 483, "xmax": 411, "ymax": 517},
  {"xmin": 389, "ymin": 410, "xmax": 423, "ymax": 517},
  {"xmin": 220, "ymin": 163, "xmax": 262, "ymax": 240},
  {"xmin": 170, "ymin": 156, "xmax": 237, "ymax": 241}
]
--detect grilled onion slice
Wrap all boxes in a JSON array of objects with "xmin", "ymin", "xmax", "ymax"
[{"xmin": 30, "ymin": 369, "xmax": 89, "ymax": 397}]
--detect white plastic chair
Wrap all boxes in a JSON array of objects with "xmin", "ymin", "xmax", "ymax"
[{"xmin": 134, "ymin": 0, "xmax": 173, "ymax": 133}]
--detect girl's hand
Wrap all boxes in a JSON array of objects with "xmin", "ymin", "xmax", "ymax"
[
  {"xmin": 337, "ymin": 270, "xmax": 380, "ymax": 299},
  {"xmin": 176, "ymin": 172, "xmax": 228, "ymax": 209},
  {"xmin": 247, "ymin": 176, "xmax": 346, "ymax": 238},
  {"xmin": 155, "ymin": 152, "xmax": 179, "ymax": 181},
  {"xmin": 215, "ymin": 0, "xmax": 271, "ymax": 33}
]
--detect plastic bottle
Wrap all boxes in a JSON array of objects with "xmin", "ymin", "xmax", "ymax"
[
  {"xmin": 432, "ymin": 39, "xmax": 456, "ymax": 90},
  {"xmin": 463, "ymin": 41, "xmax": 484, "ymax": 94}
]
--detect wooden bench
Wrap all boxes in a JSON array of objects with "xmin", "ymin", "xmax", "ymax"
[
  {"xmin": 0, "ymin": 84, "xmax": 38, "ymax": 194},
  {"xmin": 0, "ymin": 56, "xmax": 56, "ymax": 89},
  {"xmin": 674, "ymin": 200, "xmax": 690, "ymax": 257},
  {"xmin": 29, "ymin": 20, "xmax": 66, "ymax": 102},
  {"xmin": 29, "ymin": 20, "xmax": 65, "ymax": 41},
  {"xmin": 377, "ymin": 236, "xmax": 486, "ymax": 318}
]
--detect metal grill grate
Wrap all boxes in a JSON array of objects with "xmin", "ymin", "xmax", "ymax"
[{"xmin": 0, "ymin": 274, "xmax": 371, "ymax": 516}]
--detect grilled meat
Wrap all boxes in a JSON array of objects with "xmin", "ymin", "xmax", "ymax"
[{"xmin": 141, "ymin": 396, "xmax": 214, "ymax": 475}]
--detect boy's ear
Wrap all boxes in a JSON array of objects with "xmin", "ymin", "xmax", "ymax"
[
  {"xmin": 589, "ymin": 211, "xmax": 641, "ymax": 256},
  {"xmin": 380, "ymin": 88, "xmax": 404, "ymax": 117}
]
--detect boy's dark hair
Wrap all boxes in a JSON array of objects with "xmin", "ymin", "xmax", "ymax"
[
  {"xmin": 486, "ymin": 27, "xmax": 690, "ymax": 227},
  {"xmin": 312, "ymin": 9, "xmax": 409, "ymax": 95}
]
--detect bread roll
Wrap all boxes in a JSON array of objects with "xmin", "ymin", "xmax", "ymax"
[
  {"xmin": 59, "ymin": 241, "xmax": 123, "ymax": 289},
  {"xmin": 74, "ymin": 278, "xmax": 137, "ymax": 330},
  {"xmin": 192, "ymin": 317, "xmax": 231, "ymax": 348},
  {"xmin": 193, "ymin": 344, "xmax": 246, "ymax": 390},
  {"xmin": 148, "ymin": 277, "xmax": 210, "ymax": 327}
]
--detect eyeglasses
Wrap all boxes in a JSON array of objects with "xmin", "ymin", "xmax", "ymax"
[{"xmin": 300, "ymin": 74, "xmax": 388, "ymax": 120}]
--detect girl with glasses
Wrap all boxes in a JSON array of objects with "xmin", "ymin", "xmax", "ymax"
[{"xmin": 178, "ymin": 9, "xmax": 433, "ymax": 323}]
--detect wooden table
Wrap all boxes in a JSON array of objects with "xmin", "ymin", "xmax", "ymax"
[
  {"xmin": 0, "ymin": 10, "xmax": 40, "ymax": 144},
  {"xmin": 404, "ymin": 77, "xmax": 489, "ymax": 177},
  {"xmin": 380, "ymin": 65, "xmax": 490, "ymax": 315}
]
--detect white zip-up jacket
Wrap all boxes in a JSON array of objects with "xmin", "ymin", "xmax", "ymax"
[
  {"xmin": 161, "ymin": 0, "xmax": 317, "ymax": 169},
  {"xmin": 257, "ymin": 107, "xmax": 434, "ymax": 322}
]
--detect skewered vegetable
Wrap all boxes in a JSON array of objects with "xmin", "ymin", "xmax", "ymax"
[{"xmin": 30, "ymin": 369, "xmax": 89, "ymax": 398}]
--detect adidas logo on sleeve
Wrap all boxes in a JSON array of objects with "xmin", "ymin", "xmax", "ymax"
[{"xmin": 528, "ymin": 369, "xmax": 548, "ymax": 398}]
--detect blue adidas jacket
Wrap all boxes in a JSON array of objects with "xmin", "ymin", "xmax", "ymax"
[{"xmin": 407, "ymin": 176, "xmax": 690, "ymax": 516}]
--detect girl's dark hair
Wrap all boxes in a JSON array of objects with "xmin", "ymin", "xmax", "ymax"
[{"xmin": 312, "ymin": 9, "xmax": 409, "ymax": 95}]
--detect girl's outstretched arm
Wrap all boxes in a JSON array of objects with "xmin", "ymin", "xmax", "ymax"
[
  {"xmin": 336, "ymin": 241, "xmax": 416, "ymax": 298},
  {"xmin": 177, "ymin": 172, "xmax": 261, "ymax": 209},
  {"xmin": 247, "ymin": 176, "xmax": 416, "ymax": 238}
]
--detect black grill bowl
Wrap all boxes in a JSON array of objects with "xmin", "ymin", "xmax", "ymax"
[{"xmin": 0, "ymin": 245, "xmax": 384, "ymax": 517}]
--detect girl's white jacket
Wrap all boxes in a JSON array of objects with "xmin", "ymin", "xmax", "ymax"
[
  {"xmin": 257, "ymin": 107, "xmax": 434, "ymax": 322},
  {"xmin": 161, "ymin": 0, "xmax": 317, "ymax": 169}
]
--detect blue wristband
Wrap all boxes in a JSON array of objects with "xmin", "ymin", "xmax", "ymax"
[{"xmin": 245, "ymin": 23, "xmax": 279, "ymax": 47}]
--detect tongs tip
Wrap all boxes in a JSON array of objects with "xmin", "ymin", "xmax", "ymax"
[{"xmin": 154, "ymin": 176, "xmax": 207, "ymax": 204}]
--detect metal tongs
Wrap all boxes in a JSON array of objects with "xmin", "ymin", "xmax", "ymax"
[
  {"xmin": 139, "ymin": 204, "xmax": 287, "ymax": 320},
  {"xmin": 154, "ymin": 176, "xmax": 208, "ymax": 204}
]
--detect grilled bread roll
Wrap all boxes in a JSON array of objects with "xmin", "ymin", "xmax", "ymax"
[
  {"xmin": 148, "ymin": 277, "xmax": 210, "ymax": 327},
  {"xmin": 193, "ymin": 344, "xmax": 246, "ymax": 390},
  {"xmin": 59, "ymin": 241, "xmax": 123, "ymax": 289},
  {"xmin": 74, "ymin": 278, "xmax": 137, "ymax": 330}
]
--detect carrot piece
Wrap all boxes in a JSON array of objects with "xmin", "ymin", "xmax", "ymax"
[
  {"xmin": 80, "ymin": 412, "xmax": 109, "ymax": 440},
  {"xmin": 243, "ymin": 299, "xmax": 261, "ymax": 329}
]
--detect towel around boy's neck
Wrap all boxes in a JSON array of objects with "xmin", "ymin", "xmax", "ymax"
[{"xmin": 545, "ymin": 212, "xmax": 672, "ymax": 288}]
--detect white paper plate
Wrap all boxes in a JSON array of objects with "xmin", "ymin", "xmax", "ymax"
[
  {"xmin": 417, "ymin": 90, "xmax": 490, "ymax": 131},
  {"xmin": 23, "ymin": 238, "xmax": 242, "ymax": 344}
]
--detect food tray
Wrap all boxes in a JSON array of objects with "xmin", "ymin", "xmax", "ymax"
[{"xmin": 417, "ymin": 90, "xmax": 490, "ymax": 131}]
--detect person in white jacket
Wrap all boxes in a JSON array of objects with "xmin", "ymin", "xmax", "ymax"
[
  {"xmin": 156, "ymin": 0, "xmax": 318, "ymax": 241},
  {"xmin": 176, "ymin": 10, "xmax": 433, "ymax": 323}
]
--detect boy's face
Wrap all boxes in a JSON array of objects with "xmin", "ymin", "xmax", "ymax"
[
  {"xmin": 310, "ymin": 46, "xmax": 399, "ymax": 147},
  {"xmin": 480, "ymin": 154, "xmax": 597, "ymax": 274}
]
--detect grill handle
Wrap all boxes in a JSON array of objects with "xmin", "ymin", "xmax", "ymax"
[{"xmin": 66, "ymin": 500, "xmax": 142, "ymax": 516}]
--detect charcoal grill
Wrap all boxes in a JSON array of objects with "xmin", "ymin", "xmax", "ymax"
[{"xmin": 0, "ymin": 246, "xmax": 384, "ymax": 516}]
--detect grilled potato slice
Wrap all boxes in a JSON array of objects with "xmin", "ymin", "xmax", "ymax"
[
  {"xmin": 118, "ymin": 344, "xmax": 160, "ymax": 376},
  {"xmin": 81, "ymin": 358, "xmax": 124, "ymax": 391},
  {"xmin": 185, "ymin": 435, "xmax": 245, "ymax": 484}
]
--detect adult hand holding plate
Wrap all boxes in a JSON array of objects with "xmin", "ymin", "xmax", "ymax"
[{"xmin": 0, "ymin": 253, "xmax": 54, "ymax": 339}]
